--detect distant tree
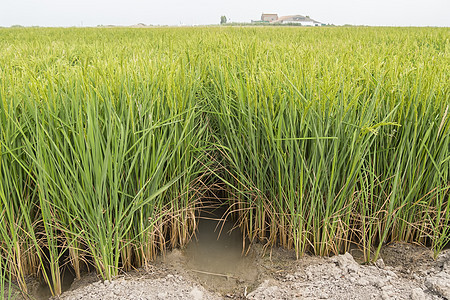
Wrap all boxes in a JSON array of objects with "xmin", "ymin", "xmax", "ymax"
[{"xmin": 220, "ymin": 15, "xmax": 227, "ymax": 25}]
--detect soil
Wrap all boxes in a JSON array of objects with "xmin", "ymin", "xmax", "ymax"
[
  {"xmin": 7, "ymin": 242, "xmax": 448, "ymax": 300},
  {"xmin": 7, "ymin": 208, "xmax": 450, "ymax": 300}
]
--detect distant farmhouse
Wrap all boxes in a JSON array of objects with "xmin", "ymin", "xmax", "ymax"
[
  {"xmin": 261, "ymin": 14, "xmax": 279, "ymax": 22},
  {"xmin": 260, "ymin": 13, "xmax": 325, "ymax": 26}
]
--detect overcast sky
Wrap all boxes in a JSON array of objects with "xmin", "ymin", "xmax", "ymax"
[{"xmin": 1, "ymin": 0, "xmax": 449, "ymax": 27}]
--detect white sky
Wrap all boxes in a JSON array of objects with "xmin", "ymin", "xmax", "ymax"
[{"xmin": 1, "ymin": 0, "xmax": 449, "ymax": 27}]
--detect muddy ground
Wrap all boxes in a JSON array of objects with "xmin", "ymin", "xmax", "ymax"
[
  {"xmin": 10, "ymin": 242, "xmax": 449, "ymax": 300},
  {"xmin": 8, "ymin": 210, "xmax": 450, "ymax": 300}
]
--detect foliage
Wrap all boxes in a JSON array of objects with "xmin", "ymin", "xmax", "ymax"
[{"xmin": 220, "ymin": 15, "xmax": 227, "ymax": 25}]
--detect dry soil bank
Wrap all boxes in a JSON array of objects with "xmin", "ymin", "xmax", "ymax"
[{"xmin": 43, "ymin": 243, "xmax": 450, "ymax": 300}]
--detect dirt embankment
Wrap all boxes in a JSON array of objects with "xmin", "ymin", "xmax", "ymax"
[{"xmin": 44, "ymin": 243, "xmax": 449, "ymax": 300}]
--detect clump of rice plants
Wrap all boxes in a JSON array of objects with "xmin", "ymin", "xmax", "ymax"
[
  {"xmin": 205, "ymin": 27, "xmax": 449, "ymax": 261},
  {"xmin": 0, "ymin": 26, "xmax": 449, "ymax": 297},
  {"xmin": 0, "ymin": 27, "xmax": 211, "ymax": 296}
]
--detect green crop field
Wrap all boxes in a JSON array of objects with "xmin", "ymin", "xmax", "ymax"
[{"xmin": 0, "ymin": 27, "xmax": 449, "ymax": 297}]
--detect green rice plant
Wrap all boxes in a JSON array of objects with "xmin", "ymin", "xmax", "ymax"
[
  {"xmin": 0, "ymin": 28, "xmax": 211, "ymax": 295},
  {"xmin": 203, "ymin": 26, "xmax": 449, "ymax": 260}
]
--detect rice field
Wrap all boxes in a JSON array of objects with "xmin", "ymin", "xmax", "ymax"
[{"xmin": 0, "ymin": 26, "xmax": 449, "ymax": 297}]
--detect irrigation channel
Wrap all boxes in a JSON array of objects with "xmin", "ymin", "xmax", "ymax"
[{"xmin": 184, "ymin": 191, "xmax": 245, "ymax": 281}]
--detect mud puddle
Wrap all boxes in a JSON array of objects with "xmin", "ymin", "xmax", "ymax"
[
  {"xmin": 180, "ymin": 201, "xmax": 260, "ymax": 297},
  {"xmin": 184, "ymin": 202, "xmax": 243, "ymax": 275}
]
